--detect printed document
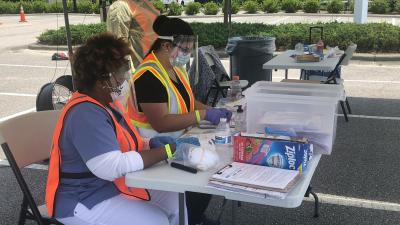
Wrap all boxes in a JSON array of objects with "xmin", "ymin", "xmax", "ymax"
[{"xmin": 210, "ymin": 162, "xmax": 300, "ymax": 192}]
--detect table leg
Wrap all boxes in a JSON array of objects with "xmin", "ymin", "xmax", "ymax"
[
  {"xmin": 232, "ymin": 200, "xmax": 237, "ymax": 225},
  {"xmin": 179, "ymin": 192, "xmax": 185, "ymax": 225},
  {"xmin": 285, "ymin": 69, "xmax": 288, "ymax": 80}
]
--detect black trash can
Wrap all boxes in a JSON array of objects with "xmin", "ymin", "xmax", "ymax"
[{"xmin": 226, "ymin": 36, "xmax": 275, "ymax": 86}]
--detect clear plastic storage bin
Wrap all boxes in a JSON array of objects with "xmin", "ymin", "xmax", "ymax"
[{"xmin": 244, "ymin": 81, "xmax": 342, "ymax": 155}]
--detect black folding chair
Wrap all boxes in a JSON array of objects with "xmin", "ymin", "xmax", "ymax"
[
  {"xmin": 0, "ymin": 110, "xmax": 63, "ymax": 225},
  {"xmin": 305, "ymin": 53, "xmax": 352, "ymax": 122},
  {"xmin": 201, "ymin": 47, "xmax": 248, "ymax": 106}
]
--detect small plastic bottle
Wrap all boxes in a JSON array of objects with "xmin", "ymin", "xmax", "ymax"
[
  {"xmin": 230, "ymin": 75, "xmax": 242, "ymax": 101},
  {"xmin": 214, "ymin": 118, "xmax": 232, "ymax": 145},
  {"xmin": 316, "ymin": 40, "xmax": 324, "ymax": 56},
  {"xmin": 234, "ymin": 105, "xmax": 246, "ymax": 133}
]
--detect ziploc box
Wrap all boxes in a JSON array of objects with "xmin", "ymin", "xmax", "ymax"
[{"xmin": 233, "ymin": 133, "xmax": 313, "ymax": 172}]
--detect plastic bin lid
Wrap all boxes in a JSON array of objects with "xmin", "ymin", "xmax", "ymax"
[
  {"xmin": 251, "ymin": 81, "xmax": 343, "ymax": 92},
  {"xmin": 244, "ymin": 81, "xmax": 345, "ymax": 101},
  {"xmin": 244, "ymin": 86, "xmax": 342, "ymax": 103}
]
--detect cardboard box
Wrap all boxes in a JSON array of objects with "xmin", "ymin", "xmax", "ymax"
[{"xmin": 233, "ymin": 134, "xmax": 313, "ymax": 172}]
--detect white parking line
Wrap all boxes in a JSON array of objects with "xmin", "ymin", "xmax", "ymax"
[
  {"xmin": 0, "ymin": 160, "xmax": 48, "ymax": 170},
  {"xmin": 0, "ymin": 63, "xmax": 64, "ymax": 69},
  {"xmin": 0, "ymin": 92, "xmax": 36, "ymax": 97},
  {"xmin": 0, "ymin": 107, "xmax": 36, "ymax": 122},
  {"xmin": 305, "ymin": 193, "xmax": 400, "ymax": 212},
  {"xmin": 338, "ymin": 114, "xmax": 400, "ymax": 120},
  {"xmin": 345, "ymin": 79, "xmax": 400, "ymax": 84}
]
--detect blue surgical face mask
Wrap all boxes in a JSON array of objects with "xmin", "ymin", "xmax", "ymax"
[{"xmin": 170, "ymin": 52, "xmax": 190, "ymax": 67}]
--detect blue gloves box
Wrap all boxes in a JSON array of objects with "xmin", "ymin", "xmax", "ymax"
[{"xmin": 233, "ymin": 133, "xmax": 313, "ymax": 173}]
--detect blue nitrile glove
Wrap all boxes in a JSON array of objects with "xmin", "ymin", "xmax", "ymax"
[
  {"xmin": 174, "ymin": 137, "xmax": 201, "ymax": 160},
  {"xmin": 217, "ymin": 108, "xmax": 233, "ymax": 121},
  {"xmin": 176, "ymin": 137, "xmax": 201, "ymax": 146},
  {"xmin": 205, "ymin": 108, "xmax": 226, "ymax": 125},
  {"xmin": 149, "ymin": 136, "xmax": 175, "ymax": 149}
]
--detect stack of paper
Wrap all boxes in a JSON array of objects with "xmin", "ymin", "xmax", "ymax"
[{"xmin": 208, "ymin": 162, "xmax": 301, "ymax": 198}]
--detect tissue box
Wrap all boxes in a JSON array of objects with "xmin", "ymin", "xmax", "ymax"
[{"xmin": 233, "ymin": 134, "xmax": 313, "ymax": 172}]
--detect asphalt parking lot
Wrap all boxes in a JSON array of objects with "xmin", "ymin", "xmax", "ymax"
[{"xmin": 1, "ymin": 14, "xmax": 400, "ymax": 225}]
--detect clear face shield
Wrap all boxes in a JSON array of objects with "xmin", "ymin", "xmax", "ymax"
[
  {"xmin": 104, "ymin": 62, "xmax": 131, "ymax": 103},
  {"xmin": 159, "ymin": 35, "xmax": 199, "ymax": 85}
]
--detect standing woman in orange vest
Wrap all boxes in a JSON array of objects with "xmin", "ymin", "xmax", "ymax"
[
  {"xmin": 45, "ymin": 33, "xmax": 189, "ymax": 225},
  {"xmin": 126, "ymin": 15, "xmax": 232, "ymax": 225}
]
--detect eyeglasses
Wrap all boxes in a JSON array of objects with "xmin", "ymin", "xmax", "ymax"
[{"xmin": 174, "ymin": 45, "xmax": 193, "ymax": 54}]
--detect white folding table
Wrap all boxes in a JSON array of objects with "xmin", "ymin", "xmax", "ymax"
[
  {"xmin": 125, "ymin": 129, "xmax": 322, "ymax": 225},
  {"xmin": 263, "ymin": 50, "xmax": 341, "ymax": 80}
]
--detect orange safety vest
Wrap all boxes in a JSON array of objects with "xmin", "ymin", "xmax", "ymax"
[
  {"xmin": 45, "ymin": 92, "xmax": 150, "ymax": 217},
  {"xmin": 126, "ymin": 52, "xmax": 195, "ymax": 138}
]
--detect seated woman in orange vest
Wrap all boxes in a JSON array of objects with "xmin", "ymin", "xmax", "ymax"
[
  {"xmin": 126, "ymin": 15, "xmax": 232, "ymax": 225},
  {"xmin": 45, "ymin": 33, "xmax": 193, "ymax": 225}
]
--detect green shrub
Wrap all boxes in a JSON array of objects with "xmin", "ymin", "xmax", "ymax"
[
  {"xmin": 222, "ymin": 0, "xmax": 240, "ymax": 14},
  {"xmin": 395, "ymin": 0, "xmax": 400, "ymax": 12},
  {"xmin": 0, "ymin": 1, "xmax": 19, "ymax": 14},
  {"xmin": 185, "ymin": 2, "xmax": 201, "ymax": 15},
  {"xmin": 369, "ymin": 0, "xmax": 389, "ymax": 14},
  {"xmin": 203, "ymin": 2, "xmax": 219, "ymax": 15},
  {"xmin": 67, "ymin": 1, "xmax": 74, "ymax": 12},
  {"xmin": 261, "ymin": 0, "xmax": 279, "ymax": 12},
  {"xmin": 92, "ymin": 2, "xmax": 100, "ymax": 13},
  {"xmin": 47, "ymin": 2, "xmax": 64, "ymax": 13},
  {"xmin": 152, "ymin": 0, "xmax": 165, "ymax": 13},
  {"xmin": 168, "ymin": 2, "xmax": 182, "ymax": 15},
  {"xmin": 281, "ymin": 0, "xmax": 300, "ymax": 12},
  {"xmin": 231, "ymin": 1, "xmax": 240, "ymax": 13},
  {"xmin": 37, "ymin": 22, "xmax": 400, "ymax": 53},
  {"xmin": 327, "ymin": 0, "xmax": 343, "ymax": 13},
  {"xmin": 38, "ymin": 23, "xmax": 106, "ymax": 45},
  {"xmin": 32, "ymin": 1, "xmax": 47, "ymax": 13},
  {"xmin": 20, "ymin": 2, "xmax": 34, "ymax": 14},
  {"xmin": 347, "ymin": 0, "xmax": 354, "ymax": 12},
  {"xmin": 388, "ymin": 0, "xmax": 398, "ymax": 11},
  {"xmin": 303, "ymin": 0, "xmax": 319, "ymax": 13},
  {"xmin": 242, "ymin": 0, "xmax": 259, "ymax": 13},
  {"xmin": 77, "ymin": 1, "xmax": 94, "ymax": 13}
]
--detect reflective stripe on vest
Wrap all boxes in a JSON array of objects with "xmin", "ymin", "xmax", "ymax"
[
  {"xmin": 45, "ymin": 92, "xmax": 150, "ymax": 217},
  {"xmin": 127, "ymin": 52, "xmax": 195, "ymax": 138}
]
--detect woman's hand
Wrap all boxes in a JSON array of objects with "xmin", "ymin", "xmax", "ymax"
[
  {"xmin": 204, "ymin": 108, "xmax": 232, "ymax": 125},
  {"xmin": 217, "ymin": 108, "xmax": 233, "ymax": 121},
  {"xmin": 149, "ymin": 136, "xmax": 175, "ymax": 148}
]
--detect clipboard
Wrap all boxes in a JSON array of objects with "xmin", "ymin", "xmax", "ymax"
[{"xmin": 210, "ymin": 162, "xmax": 301, "ymax": 193}]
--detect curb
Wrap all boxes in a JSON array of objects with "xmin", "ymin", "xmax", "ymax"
[
  {"xmin": 174, "ymin": 12, "xmax": 400, "ymax": 19},
  {"xmin": 28, "ymin": 43, "xmax": 400, "ymax": 61},
  {"xmin": 1, "ymin": 12, "xmax": 399, "ymax": 18},
  {"xmin": 28, "ymin": 43, "xmax": 75, "ymax": 51}
]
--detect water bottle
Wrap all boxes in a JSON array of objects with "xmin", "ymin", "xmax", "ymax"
[
  {"xmin": 234, "ymin": 105, "xmax": 246, "ymax": 133},
  {"xmin": 316, "ymin": 40, "xmax": 324, "ymax": 56},
  {"xmin": 230, "ymin": 75, "xmax": 242, "ymax": 101},
  {"xmin": 214, "ymin": 118, "xmax": 232, "ymax": 145}
]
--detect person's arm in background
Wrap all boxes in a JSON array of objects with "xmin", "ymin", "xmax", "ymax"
[
  {"xmin": 140, "ymin": 103, "xmax": 206, "ymax": 133},
  {"xmin": 106, "ymin": 1, "xmax": 133, "ymax": 57}
]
